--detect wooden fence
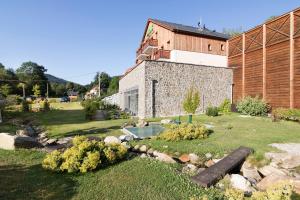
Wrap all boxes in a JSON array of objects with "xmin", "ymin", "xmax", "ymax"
[{"xmin": 228, "ymin": 7, "xmax": 300, "ymax": 109}]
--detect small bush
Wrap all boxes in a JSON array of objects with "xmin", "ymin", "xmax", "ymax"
[
  {"xmin": 21, "ymin": 100, "xmax": 30, "ymax": 112},
  {"xmin": 6, "ymin": 95, "xmax": 22, "ymax": 106},
  {"xmin": 183, "ymin": 86, "xmax": 200, "ymax": 114},
  {"xmin": 225, "ymin": 188, "xmax": 244, "ymax": 200},
  {"xmin": 219, "ymin": 99, "xmax": 231, "ymax": 114},
  {"xmin": 81, "ymin": 99, "xmax": 100, "ymax": 120},
  {"xmin": 39, "ymin": 100, "xmax": 50, "ymax": 112},
  {"xmin": 236, "ymin": 96, "xmax": 270, "ymax": 116},
  {"xmin": 206, "ymin": 106, "xmax": 219, "ymax": 117},
  {"xmin": 158, "ymin": 123, "xmax": 208, "ymax": 141},
  {"xmin": 272, "ymin": 108, "xmax": 300, "ymax": 122},
  {"xmin": 252, "ymin": 181, "xmax": 293, "ymax": 200},
  {"xmin": 42, "ymin": 136, "xmax": 128, "ymax": 173}
]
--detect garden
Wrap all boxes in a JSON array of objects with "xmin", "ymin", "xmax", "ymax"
[{"xmin": 1, "ymin": 90, "xmax": 300, "ymax": 199}]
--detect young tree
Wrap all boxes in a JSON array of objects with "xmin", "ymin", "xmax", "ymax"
[
  {"xmin": 183, "ymin": 86, "xmax": 200, "ymax": 123},
  {"xmin": 32, "ymin": 84, "xmax": 41, "ymax": 97}
]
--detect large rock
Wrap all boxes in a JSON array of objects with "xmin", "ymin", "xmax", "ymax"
[
  {"xmin": 16, "ymin": 126, "xmax": 36, "ymax": 137},
  {"xmin": 0, "ymin": 133, "xmax": 16, "ymax": 150},
  {"xmin": 119, "ymin": 134, "xmax": 134, "ymax": 142},
  {"xmin": 136, "ymin": 119, "xmax": 148, "ymax": 128},
  {"xmin": 0, "ymin": 133, "xmax": 42, "ymax": 150},
  {"xmin": 104, "ymin": 136, "xmax": 121, "ymax": 145},
  {"xmin": 160, "ymin": 119, "xmax": 173, "ymax": 124},
  {"xmin": 230, "ymin": 174, "xmax": 253, "ymax": 193},
  {"xmin": 241, "ymin": 161, "xmax": 262, "ymax": 183},
  {"xmin": 139, "ymin": 145, "xmax": 148, "ymax": 153},
  {"xmin": 280, "ymin": 155, "xmax": 300, "ymax": 169},
  {"xmin": 189, "ymin": 153, "xmax": 201, "ymax": 165},
  {"xmin": 258, "ymin": 165, "xmax": 288, "ymax": 177},
  {"xmin": 257, "ymin": 173, "xmax": 292, "ymax": 191},
  {"xmin": 153, "ymin": 151, "xmax": 176, "ymax": 164},
  {"xmin": 179, "ymin": 154, "xmax": 190, "ymax": 163},
  {"xmin": 182, "ymin": 164, "xmax": 198, "ymax": 175}
]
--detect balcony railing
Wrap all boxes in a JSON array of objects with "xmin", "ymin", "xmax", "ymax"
[
  {"xmin": 154, "ymin": 49, "xmax": 171, "ymax": 60},
  {"xmin": 136, "ymin": 38, "xmax": 158, "ymax": 59}
]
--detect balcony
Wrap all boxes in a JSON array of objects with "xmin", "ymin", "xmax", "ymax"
[
  {"xmin": 154, "ymin": 49, "xmax": 171, "ymax": 60},
  {"xmin": 136, "ymin": 38, "xmax": 158, "ymax": 60}
]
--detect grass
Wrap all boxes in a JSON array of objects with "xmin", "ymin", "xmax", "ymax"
[
  {"xmin": 137, "ymin": 114, "xmax": 300, "ymax": 160},
  {"xmin": 0, "ymin": 149, "xmax": 222, "ymax": 200},
  {"xmin": 1, "ymin": 102, "xmax": 300, "ymax": 199}
]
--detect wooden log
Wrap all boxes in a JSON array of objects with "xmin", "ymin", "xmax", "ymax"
[{"xmin": 191, "ymin": 146, "xmax": 253, "ymax": 187}]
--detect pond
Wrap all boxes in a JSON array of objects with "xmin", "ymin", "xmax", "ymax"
[{"xmin": 123, "ymin": 125, "xmax": 165, "ymax": 139}]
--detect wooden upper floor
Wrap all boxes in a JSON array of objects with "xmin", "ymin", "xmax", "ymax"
[{"xmin": 136, "ymin": 19, "xmax": 229, "ymax": 63}]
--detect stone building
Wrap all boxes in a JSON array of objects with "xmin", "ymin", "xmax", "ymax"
[{"xmin": 119, "ymin": 18, "xmax": 232, "ymax": 118}]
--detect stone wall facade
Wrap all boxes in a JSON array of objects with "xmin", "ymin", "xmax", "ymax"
[
  {"xmin": 144, "ymin": 61, "xmax": 233, "ymax": 118},
  {"xmin": 119, "ymin": 60, "xmax": 233, "ymax": 118}
]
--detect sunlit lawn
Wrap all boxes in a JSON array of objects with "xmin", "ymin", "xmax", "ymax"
[{"xmin": 1, "ymin": 102, "xmax": 300, "ymax": 199}]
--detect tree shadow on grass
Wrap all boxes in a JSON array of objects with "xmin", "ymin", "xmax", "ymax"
[
  {"xmin": 64, "ymin": 126, "xmax": 121, "ymax": 137},
  {"xmin": 0, "ymin": 164, "xmax": 77, "ymax": 200}
]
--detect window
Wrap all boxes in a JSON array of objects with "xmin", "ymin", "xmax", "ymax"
[
  {"xmin": 208, "ymin": 44, "xmax": 212, "ymax": 51},
  {"xmin": 221, "ymin": 44, "xmax": 225, "ymax": 51}
]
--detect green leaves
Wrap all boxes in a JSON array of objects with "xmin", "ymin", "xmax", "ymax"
[{"xmin": 183, "ymin": 86, "xmax": 200, "ymax": 114}]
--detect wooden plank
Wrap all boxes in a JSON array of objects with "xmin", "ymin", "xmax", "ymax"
[
  {"xmin": 263, "ymin": 24, "xmax": 267, "ymax": 100},
  {"xmin": 290, "ymin": 12, "xmax": 295, "ymax": 108},
  {"xmin": 191, "ymin": 146, "xmax": 253, "ymax": 187}
]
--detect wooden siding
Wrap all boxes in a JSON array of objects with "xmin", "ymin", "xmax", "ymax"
[
  {"xmin": 295, "ymin": 37, "xmax": 300, "ymax": 108},
  {"xmin": 143, "ymin": 22, "xmax": 174, "ymax": 51},
  {"xmin": 229, "ymin": 8, "xmax": 300, "ymax": 109},
  {"xmin": 245, "ymin": 49, "xmax": 263, "ymax": 97},
  {"xmin": 266, "ymin": 41, "xmax": 290, "ymax": 107},
  {"xmin": 229, "ymin": 56, "xmax": 243, "ymax": 102},
  {"xmin": 174, "ymin": 33, "xmax": 227, "ymax": 55}
]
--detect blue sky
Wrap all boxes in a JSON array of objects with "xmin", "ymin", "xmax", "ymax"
[{"xmin": 0, "ymin": 0, "xmax": 299, "ymax": 85}]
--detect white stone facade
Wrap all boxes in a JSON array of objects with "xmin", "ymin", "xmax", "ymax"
[{"xmin": 119, "ymin": 61, "xmax": 233, "ymax": 118}]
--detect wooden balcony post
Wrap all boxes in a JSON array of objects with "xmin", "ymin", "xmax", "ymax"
[
  {"xmin": 263, "ymin": 24, "xmax": 267, "ymax": 100},
  {"xmin": 242, "ymin": 33, "xmax": 245, "ymax": 98},
  {"xmin": 290, "ymin": 12, "xmax": 295, "ymax": 108}
]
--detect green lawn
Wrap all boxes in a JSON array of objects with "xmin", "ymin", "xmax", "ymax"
[
  {"xmin": 0, "ymin": 149, "xmax": 221, "ymax": 200},
  {"xmin": 139, "ymin": 114, "xmax": 300, "ymax": 160},
  {"xmin": 1, "ymin": 102, "xmax": 300, "ymax": 199}
]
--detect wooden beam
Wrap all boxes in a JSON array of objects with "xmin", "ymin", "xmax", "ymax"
[
  {"xmin": 267, "ymin": 26, "xmax": 290, "ymax": 38},
  {"xmin": 290, "ymin": 12, "xmax": 295, "ymax": 108},
  {"xmin": 191, "ymin": 146, "xmax": 253, "ymax": 187},
  {"xmin": 263, "ymin": 24, "xmax": 267, "ymax": 100},
  {"xmin": 242, "ymin": 33, "xmax": 246, "ymax": 98}
]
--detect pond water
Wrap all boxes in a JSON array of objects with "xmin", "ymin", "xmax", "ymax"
[{"xmin": 123, "ymin": 125, "xmax": 165, "ymax": 139}]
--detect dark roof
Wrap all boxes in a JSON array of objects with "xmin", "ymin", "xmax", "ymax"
[{"xmin": 149, "ymin": 19, "xmax": 230, "ymax": 40}]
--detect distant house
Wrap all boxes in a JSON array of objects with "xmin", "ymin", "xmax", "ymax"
[
  {"xmin": 67, "ymin": 90, "xmax": 79, "ymax": 100},
  {"xmin": 119, "ymin": 18, "xmax": 232, "ymax": 118},
  {"xmin": 85, "ymin": 86, "xmax": 99, "ymax": 99}
]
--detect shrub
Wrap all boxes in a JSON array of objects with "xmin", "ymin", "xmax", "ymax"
[
  {"xmin": 6, "ymin": 95, "xmax": 22, "ymax": 106},
  {"xmin": 39, "ymin": 100, "xmax": 50, "ymax": 112},
  {"xmin": 82, "ymin": 99, "xmax": 100, "ymax": 120},
  {"xmin": 252, "ymin": 181, "xmax": 293, "ymax": 200},
  {"xmin": 183, "ymin": 86, "xmax": 200, "ymax": 114},
  {"xmin": 42, "ymin": 136, "xmax": 128, "ymax": 173},
  {"xmin": 236, "ymin": 96, "xmax": 270, "ymax": 116},
  {"xmin": 206, "ymin": 106, "xmax": 219, "ymax": 117},
  {"xmin": 224, "ymin": 188, "xmax": 244, "ymax": 200},
  {"xmin": 219, "ymin": 99, "xmax": 231, "ymax": 114},
  {"xmin": 158, "ymin": 123, "xmax": 208, "ymax": 141},
  {"xmin": 272, "ymin": 108, "xmax": 300, "ymax": 122},
  {"xmin": 21, "ymin": 100, "xmax": 30, "ymax": 112}
]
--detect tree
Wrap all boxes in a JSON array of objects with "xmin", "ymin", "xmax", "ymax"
[
  {"xmin": 16, "ymin": 61, "xmax": 48, "ymax": 96},
  {"xmin": 108, "ymin": 76, "xmax": 119, "ymax": 95},
  {"xmin": 265, "ymin": 16, "xmax": 277, "ymax": 22},
  {"xmin": 222, "ymin": 27, "xmax": 243, "ymax": 38},
  {"xmin": 183, "ymin": 86, "xmax": 200, "ymax": 123},
  {"xmin": 32, "ymin": 84, "xmax": 41, "ymax": 97},
  {"xmin": 0, "ymin": 84, "xmax": 12, "ymax": 96}
]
